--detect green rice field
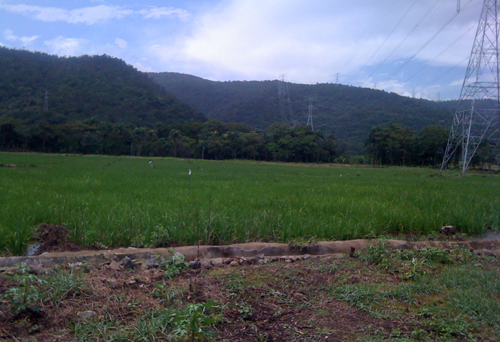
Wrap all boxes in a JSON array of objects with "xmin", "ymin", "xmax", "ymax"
[{"xmin": 1, "ymin": 152, "xmax": 499, "ymax": 256}]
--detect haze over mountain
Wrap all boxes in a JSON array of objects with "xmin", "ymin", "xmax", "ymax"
[
  {"xmin": 0, "ymin": 47, "xmax": 206, "ymax": 127},
  {"xmin": 149, "ymin": 72, "xmax": 456, "ymax": 154}
]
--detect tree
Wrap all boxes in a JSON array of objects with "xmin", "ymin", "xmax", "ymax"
[
  {"xmin": 365, "ymin": 122, "xmax": 414, "ymax": 165},
  {"xmin": 413, "ymin": 125, "xmax": 449, "ymax": 167},
  {"xmin": 0, "ymin": 123, "xmax": 22, "ymax": 150}
]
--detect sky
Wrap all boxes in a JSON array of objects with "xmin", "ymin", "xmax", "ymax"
[{"xmin": 0, "ymin": 0, "xmax": 485, "ymax": 101}]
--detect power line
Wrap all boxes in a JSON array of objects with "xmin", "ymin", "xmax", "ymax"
[
  {"xmin": 364, "ymin": 0, "xmax": 443, "ymax": 84},
  {"xmin": 404, "ymin": 25, "xmax": 474, "ymax": 84},
  {"xmin": 378, "ymin": 9, "xmax": 461, "ymax": 88},
  {"xmin": 351, "ymin": 0, "xmax": 419, "ymax": 82}
]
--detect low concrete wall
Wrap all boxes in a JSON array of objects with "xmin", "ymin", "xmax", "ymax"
[{"xmin": 1, "ymin": 239, "xmax": 499, "ymax": 268}]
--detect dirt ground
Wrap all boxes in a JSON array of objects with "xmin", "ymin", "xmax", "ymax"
[
  {"xmin": 0, "ymin": 255, "xmax": 422, "ymax": 341},
  {"xmin": 1, "ymin": 224, "xmax": 500, "ymax": 341}
]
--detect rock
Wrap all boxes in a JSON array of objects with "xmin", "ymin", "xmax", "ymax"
[
  {"xmin": 211, "ymin": 258, "xmax": 225, "ymax": 267},
  {"xmin": 26, "ymin": 244, "xmax": 41, "ymax": 256},
  {"xmin": 30, "ymin": 264, "xmax": 46, "ymax": 275},
  {"xmin": 223, "ymin": 258, "xmax": 233, "ymax": 265},
  {"xmin": 122, "ymin": 256, "xmax": 137, "ymax": 269},
  {"xmin": 200, "ymin": 259, "xmax": 213, "ymax": 269},
  {"xmin": 189, "ymin": 260, "xmax": 201, "ymax": 269},
  {"xmin": 78, "ymin": 310, "xmax": 97, "ymax": 320},
  {"xmin": 397, "ymin": 243, "xmax": 410, "ymax": 251},
  {"xmin": 484, "ymin": 250, "xmax": 499, "ymax": 257},
  {"xmin": 441, "ymin": 225, "xmax": 458, "ymax": 235},
  {"xmin": 229, "ymin": 260, "xmax": 239, "ymax": 267},
  {"xmin": 109, "ymin": 261, "xmax": 121, "ymax": 271},
  {"xmin": 349, "ymin": 246, "xmax": 356, "ymax": 258},
  {"xmin": 1, "ymin": 266, "xmax": 19, "ymax": 274},
  {"xmin": 302, "ymin": 254, "xmax": 311, "ymax": 260},
  {"xmin": 145, "ymin": 258, "xmax": 160, "ymax": 268}
]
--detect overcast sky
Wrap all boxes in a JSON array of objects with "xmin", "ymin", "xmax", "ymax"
[{"xmin": 0, "ymin": 0, "xmax": 484, "ymax": 101}]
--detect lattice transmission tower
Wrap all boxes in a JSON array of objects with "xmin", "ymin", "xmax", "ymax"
[
  {"xmin": 306, "ymin": 97, "xmax": 315, "ymax": 131},
  {"xmin": 278, "ymin": 75, "xmax": 298, "ymax": 127},
  {"xmin": 441, "ymin": 0, "xmax": 500, "ymax": 173}
]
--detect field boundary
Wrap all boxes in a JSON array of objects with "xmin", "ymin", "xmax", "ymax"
[{"xmin": 1, "ymin": 239, "xmax": 500, "ymax": 269}]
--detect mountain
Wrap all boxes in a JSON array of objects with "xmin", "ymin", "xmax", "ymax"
[
  {"xmin": 0, "ymin": 47, "xmax": 206, "ymax": 127},
  {"xmin": 148, "ymin": 72, "xmax": 455, "ymax": 154}
]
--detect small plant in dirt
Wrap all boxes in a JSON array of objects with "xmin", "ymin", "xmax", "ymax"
[
  {"xmin": 44, "ymin": 267, "xmax": 90, "ymax": 305},
  {"xmin": 1, "ymin": 265, "xmax": 47, "ymax": 315},
  {"xmin": 402, "ymin": 257, "xmax": 427, "ymax": 281},
  {"xmin": 160, "ymin": 250, "xmax": 190, "ymax": 279},
  {"xmin": 419, "ymin": 247, "xmax": 450, "ymax": 264},
  {"xmin": 359, "ymin": 241, "xmax": 392, "ymax": 269},
  {"xmin": 170, "ymin": 300, "xmax": 221, "ymax": 341}
]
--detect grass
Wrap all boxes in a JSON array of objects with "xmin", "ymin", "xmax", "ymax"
[{"xmin": 0, "ymin": 152, "xmax": 499, "ymax": 255}]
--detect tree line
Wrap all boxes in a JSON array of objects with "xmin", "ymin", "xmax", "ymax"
[
  {"xmin": 364, "ymin": 122, "xmax": 497, "ymax": 169},
  {"xmin": 2, "ymin": 117, "xmax": 496, "ymax": 168},
  {"xmin": 0, "ymin": 119, "xmax": 340, "ymax": 163}
]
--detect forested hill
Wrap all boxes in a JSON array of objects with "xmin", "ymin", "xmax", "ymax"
[
  {"xmin": 0, "ymin": 48, "xmax": 206, "ymax": 127},
  {"xmin": 149, "ymin": 72, "xmax": 455, "ymax": 154}
]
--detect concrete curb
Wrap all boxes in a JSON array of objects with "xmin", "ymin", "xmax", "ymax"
[{"xmin": 1, "ymin": 239, "xmax": 499, "ymax": 268}]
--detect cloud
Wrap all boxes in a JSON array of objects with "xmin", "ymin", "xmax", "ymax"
[
  {"xmin": 139, "ymin": 7, "xmax": 190, "ymax": 21},
  {"xmin": 44, "ymin": 36, "xmax": 88, "ymax": 55},
  {"xmin": 0, "ymin": 4, "xmax": 189, "ymax": 25},
  {"xmin": 115, "ymin": 38, "xmax": 127, "ymax": 49},
  {"xmin": 149, "ymin": 0, "xmax": 481, "ymax": 90},
  {"xmin": 134, "ymin": 62, "xmax": 155, "ymax": 72},
  {"xmin": 4, "ymin": 29, "xmax": 39, "ymax": 45}
]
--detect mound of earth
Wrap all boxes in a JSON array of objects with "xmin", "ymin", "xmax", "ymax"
[{"xmin": 32, "ymin": 223, "xmax": 102, "ymax": 255}]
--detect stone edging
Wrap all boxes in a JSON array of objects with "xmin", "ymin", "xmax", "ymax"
[{"xmin": 1, "ymin": 239, "xmax": 499, "ymax": 269}]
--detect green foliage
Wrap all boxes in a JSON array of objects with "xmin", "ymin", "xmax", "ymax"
[
  {"xmin": 44, "ymin": 268, "xmax": 90, "ymax": 305},
  {"xmin": 160, "ymin": 251, "xmax": 189, "ymax": 279},
  {"xmin": 364, "ymin": 122, "xmax": 450, "ymax": 167},
  {"xmin": 0, "ymin": 153, "xmax": 499, "ymax": 255},
  {"xmin": 72, "ymin": 301, "xmax": 220, "ymax": 342},
  {"xmin": 170, "ymin": 300, "xmax": 221, "ymax": 341},
  {"xmin": 149, "ymin": 72, "xmax": 454, "ymax": 155},
  {"xmin": 0, "ymin": 47, "xmax": 205, "ymax": 128},
  {"xmin": 359, "ymin": 242, "xmax": 391, "ymax": 264},
  {"xmin": 1, "ymin": 265, "xmax": 46, "ymax": 315}
]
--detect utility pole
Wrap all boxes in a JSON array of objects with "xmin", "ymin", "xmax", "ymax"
[
  {"xmin": 441, "ymin": 0, "xmax": 500, "ymax": 173},
  {"xmin": 336, "ymin": 73, "xmax": 339, "ymax": 84}
]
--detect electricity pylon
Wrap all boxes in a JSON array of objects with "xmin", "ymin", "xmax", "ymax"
[
  {"xmin": 441, "ymin": 0, "xmax": 500, "ymax": 173},
  {"xmin": 278, "ymin": 75, "xmax": 297, "ymax": 127},
  {"xmin": 306, "ymin": 97, "xmax": 315, "ymax": 131}
]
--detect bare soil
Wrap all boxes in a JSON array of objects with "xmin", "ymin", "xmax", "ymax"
[{"xmin": 1, "ymin": 227, "xmax": 500, "ymax": 341}]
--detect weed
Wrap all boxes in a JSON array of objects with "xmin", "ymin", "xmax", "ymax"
[
  {"xmin": 170, "ymin": 300, "xmax": 221, "ymax": 341},
  {"xmin": 1, "ymin": 265, "xmax": 46, "ymax": 315},
  {"xmin": 235, "ymin": 302, "xmax": 254, "ymax": 321},
  {"xmin": 419, "ymin": 247, "xmax": 450, "ymax": 264},
  {"xmin": 44, "ymin": 268, "xmax": 90, "ymax": 305},
  {"xmin": 160, "ymin": 250, "xmax": 189, "ymax": 279}
]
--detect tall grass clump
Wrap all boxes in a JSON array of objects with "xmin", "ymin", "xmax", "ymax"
[{"xmin": 0, "ymin": 152, "xmax": 499, "ymax": 255}]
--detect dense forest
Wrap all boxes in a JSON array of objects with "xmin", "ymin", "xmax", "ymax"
[
  {"xmin": 148, "ymin": 72, "xmax": 456, "ymax": 154},
  {"xmin": 0, "ymin": 47, "xmax": 206, "ymax": 126},
  {"xmin": 3, "ymin": 47, "xmax": 493, "ymax": 168}
]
